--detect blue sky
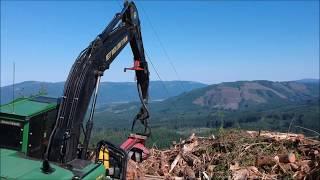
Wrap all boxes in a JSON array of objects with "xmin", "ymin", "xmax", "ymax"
[{"xmin": 1, "ymin": 1, "xmax": 319, "ymax": 86}]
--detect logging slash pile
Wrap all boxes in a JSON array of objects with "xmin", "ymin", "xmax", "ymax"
[{"xmin": 129, "ymin": 130, "xmax": 320, "ymax": 179}]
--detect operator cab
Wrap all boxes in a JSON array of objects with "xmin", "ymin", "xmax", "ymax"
[
  {"xmin": 0, "ymin": 96, "xmax": 130, "ymax": 179},
  {"xmin": 0, "ymin": 96, "xmax": 58, "ymax": 159}
]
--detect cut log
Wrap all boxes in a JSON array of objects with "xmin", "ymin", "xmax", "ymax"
[
  {"xmin": 278, "ymin": 153, "xmax": 296, "ymax": 163},
  {"xmin": 169, "ymin": 153, "xmax": 181, "ymax": 173},
  {"xmin": 255, "ymin": 156, "xmax": 276, "ymax": 167},
  {"xmin": 160, "ymin": 152, "xmax": 169, "ymax": 175}
]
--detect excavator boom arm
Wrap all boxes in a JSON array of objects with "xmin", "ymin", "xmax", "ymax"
[{"xmin": 45, "ymin": 1, "xmax": 150, "ymax": 163}]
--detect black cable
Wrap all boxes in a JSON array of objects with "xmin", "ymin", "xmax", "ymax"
[
  {"xmin": 145, "ymin": 52, "xmax": 172, "ymax": 98},
  {"xmin": 139, "ymin": 3, "xmax": 186, "ymax": 128},
  {"xmin": 145, "ymin": 51, "xmax": 179, "ymax": 111},
  {"xmin": 139, "ymin": 3, "xmax": 187, "ymax": 93}
]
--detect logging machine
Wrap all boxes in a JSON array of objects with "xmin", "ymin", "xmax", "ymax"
[{"xmin": 0, "ymin": 1, "xmax": 151, "ymax": 179}]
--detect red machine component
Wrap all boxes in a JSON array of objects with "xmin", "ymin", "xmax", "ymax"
[
  {"xmin": 120, "ymin": 134, "xmax": 150, "ymax": 161},
  {"xmin": 124, "ymin": 60, "xmax": 144, "ymax": 72}
]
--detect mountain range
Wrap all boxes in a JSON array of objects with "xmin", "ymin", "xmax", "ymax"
[
  {"xmin": 0, "ymin": 81, "xmax": 206, "ymax": 105},
  {"xmin": 1, "ymin": 79, "xmax": 319, "ymax": 135}
]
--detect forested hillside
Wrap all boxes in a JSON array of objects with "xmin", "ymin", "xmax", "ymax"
[{"xmin": 92, "ymin": 80, "xmax": 319, "ymax": 147}]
